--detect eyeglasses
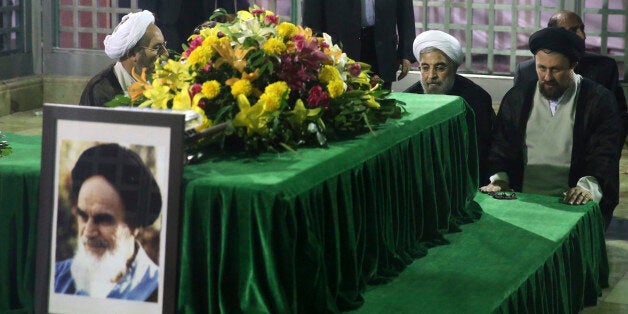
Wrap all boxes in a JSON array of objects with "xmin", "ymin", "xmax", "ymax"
[
  {"xmin": 142, "ymin": 42, "xmax": 167, "ymax": 54},
  {"xmin": 420, "ymin": 64, "xmax": 449, "ymax": 73}
]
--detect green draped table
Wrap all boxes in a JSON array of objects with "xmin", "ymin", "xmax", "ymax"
[
  {"xmin": 1, "ymin": 92, "xmax": 604, "ymax": 313},
  {"xmin": 353, "ymin": 192, "xmax": 609, "ymax": 313}
]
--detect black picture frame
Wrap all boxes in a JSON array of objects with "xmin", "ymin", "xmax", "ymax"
[{"xmin": 35, "ymin": 104, "xmax": 184, "ymax": 314}]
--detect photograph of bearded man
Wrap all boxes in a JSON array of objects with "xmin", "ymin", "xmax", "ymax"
[{"xmin": 54, "ymin": 143, "xmax": 162, "ymax": 302}]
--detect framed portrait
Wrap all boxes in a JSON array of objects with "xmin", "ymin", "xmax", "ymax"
[{"xmin": 35, "ymin": 104, "xmax": 185, "ymax": 314}]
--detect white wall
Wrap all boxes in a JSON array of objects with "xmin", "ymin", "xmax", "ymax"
[
  {"xmin": 392, "ymin": 71, "xmax": 628, "ymax": 111},
  {"xmin": 392, "ymin": 71, "xmax": 514, "ymax": 105}
]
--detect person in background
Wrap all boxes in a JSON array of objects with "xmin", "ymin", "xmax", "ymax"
[
  {"xmin": 514, "ymin": 10, "xmax": 627, "ymax": 140},
  {"xmin": 139, "ymin": 0, "xmax": 249, "ymax": 51},
  {"xmin": 79, "ymin": 11, "xmax": 168, "ymax": 107},
  {"xmin": 55, "ymin": 144, "xmax": 163, "ymax": 301},
  {"xmin": 302, "ymin": 0, "xmax": 415, "ymax": 90},
  {"xmin": 482, "ymin": 27, "xmax": 623, "ymax": 228},
  {"xmin": 405, "ymin": 30, "xmax": 495, "ymax": 185}
]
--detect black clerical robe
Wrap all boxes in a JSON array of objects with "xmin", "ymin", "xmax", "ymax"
[
  {"xmin": 79, "ymin": 64, "xmax": 123, "ymax": 107},
  {"xmin": 490, "ymin": 78, "xmax": 623, "ymax": 226},
  {"xmin": 514, "ymin": 52, "xmax": 627, "ymax": 136},
  {"xmin": 405, "ymin": 74, "xmax": 496, "ymax": 185}
]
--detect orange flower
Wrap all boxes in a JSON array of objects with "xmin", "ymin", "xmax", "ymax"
[
  {"xmin": 128, "ymin": 68, "xmax": 152, "ymax": 102},
  {"xmin": 213, "ymin": 38, "xmax": 254, "ymax": 73}
]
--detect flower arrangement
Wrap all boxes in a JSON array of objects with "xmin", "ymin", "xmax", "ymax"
[{"xmin": 108, "ymin": 7, "xmax": 404, "ymax": 154}]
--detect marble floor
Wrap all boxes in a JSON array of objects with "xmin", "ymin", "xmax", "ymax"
[{"xmin": 1, "ymin": 109, "xmax": 627, "ymax": 312}]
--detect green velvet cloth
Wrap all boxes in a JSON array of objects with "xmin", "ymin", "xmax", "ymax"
[
  {"xmin": 0, "ymin": 133, "xmax": 40, "ymax": 314},
  {"xmin": 177, "ymin": 93, "xmax": 479, "ymax": 313},
  {"xmin": 0, "ymin": 93, "xmax": 605, "ymax": 314},
  {"xmin": 353, "ymin": 193, "xmax": 609, "ymax": 313}
]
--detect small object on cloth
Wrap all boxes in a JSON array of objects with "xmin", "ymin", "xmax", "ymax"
[
  {"xmin": 104, "ymin": 10, "xmax": 155, "ymax": 60},
  {"xmin": 528, "ymin": 27, "xmax": 585, "ymax": 63},
  {"xmin": 412, "ymin": 30, "xmax": 463, "ymax": 65},
  {"xmin": 487, "ymin": 192, "xmax": 517, "ymax": 200}
]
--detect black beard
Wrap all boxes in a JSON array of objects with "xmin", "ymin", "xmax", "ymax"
[{"xmin": 539, "ymin": 81, "xmax": 568, "ymax": 101}]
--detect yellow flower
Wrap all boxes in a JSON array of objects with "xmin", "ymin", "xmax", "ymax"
[
  {"xmin": 187, "ymin": 45, "xmax": 212, "ymax": 69},
  {"xmin": 192, "ymin": 106, "xmax": 212, "ymax": 130},
  {"xmin": 277, "ymin": 22, "xmax": 297, "ymax": 38},
  {"xmin": 199, "ymin": 27, "xmax": 219, "ymax": 39},
  {"xmin": 288, "ymin": 99, "xmax": 321, "ymax": 127},
  {"xmin": 201, "ymin": 80, "xmax": 221, "ymax": 99},
  {"xmin": 237, "ymin": 10, "xmax": 254, "ymax": 20},
  {"xmin": 264, "ymin": 81, "xmax": 289, "ymax": 98},
  {"xmin": 231, "ymin": 79, "xmax": 252, "ymax": 97},
  {"xmin": 362, "ymin": 94, "xmax": 381, "ymax": 108},
  {"xmin": 327, "ymin": 80, "xmax": 345, "ymax": 99},
  {"xmin": 202, "ymin": 35, "xmax": 220, "ymax": 49},
  {"xmin": 162, "ymin": 59, "xmax": 194, "ymax": 86},
  {"xmin": 318, "ymin": 65, "xmax": 340, "ymax": 83},
  {"xmin": 262, "ymin": 37, "xmax": 286, "ymax": 56},
  {"xmin": 142, "ymin": 79, "xmax": 172, "ymax": 109},
  {"xmin": 233, "ymin": 94, "xmax": 269, "ymax": 135},
  {"xmin": 172, "ymin": 84, "xmax": 193, "ymax": 110},
  {"xmin": 257, "ymin": 93, "xmax": 281, "ymax": 112}
]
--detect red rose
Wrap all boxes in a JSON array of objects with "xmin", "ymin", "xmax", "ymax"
[{"xmin": 307, "ymin": 85, "xmax": 330, "ymax": 109}]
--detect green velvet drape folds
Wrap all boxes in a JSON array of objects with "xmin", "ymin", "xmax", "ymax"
[{"xmin": 177, "ymin": 93, "xmax": 480, "ymax": 313}]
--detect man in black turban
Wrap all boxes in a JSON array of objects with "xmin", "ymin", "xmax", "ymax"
[
  {"xmin": 54, "ymin": 143, "xmax": 162, "ymax": 301},
  {"xmin": 481, "ymin": 27, "xmax": 623, "ymax": 229},
  {"xmin": 514, "ymin": 11, "xmax": 626, "ymax": 141}
]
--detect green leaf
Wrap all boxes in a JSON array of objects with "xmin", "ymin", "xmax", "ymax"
[{"xmin": 103, "ymin": 95, "xmax": 132, "ymax": 107}]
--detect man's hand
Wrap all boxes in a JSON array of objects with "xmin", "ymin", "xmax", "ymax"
[
  {"xmin": 563, "ymin": 187, "xmax": 593, "ymax": 205},
  {"xmin": 397, "ymin": 59, "xmax": 411, "ymax": 80},
  {"xmin": 479, "ymin": 180, "xmax": 513, "ymax": 193}
]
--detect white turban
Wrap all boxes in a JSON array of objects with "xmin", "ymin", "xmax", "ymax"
[
  {"xmin": 104, "ymin": 10, "xmax": 155, "ymax": 59},
  {"xmin": 412, "ymin": 30, "xmax": 463, "ymax": 65}
]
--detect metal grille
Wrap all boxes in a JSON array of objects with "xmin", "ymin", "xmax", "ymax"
[
  {"xmin": 0, "ymin": 0, "xmax": 22, "ymax": 54},
  {"xmin": 413, "ymin": 0, "xmax": 567, "ymax": 75},
  {"xmin": 49, "ymin": 0, "xmax": 626, "ymax": 79},
  {"xmin": 54, "ymin": 0, "xmax": 297, "ymax": 50},
  {"xmin": 56, "ymin": 0, "xmax": 139, "ymax": 49},
  {"xmin": 580, "ymin": 0, "xmax": 626, "ymax": 80}
]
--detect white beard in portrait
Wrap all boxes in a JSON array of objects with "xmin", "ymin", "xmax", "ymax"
[{"xmin": 70, "ymin": 227, "xmax": 136, "ymax": 298}]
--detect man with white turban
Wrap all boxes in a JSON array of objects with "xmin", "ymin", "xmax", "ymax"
[
  {"xmin": 80, "ymin": 10, "xmax": 168, "ymax": 107},
  {"xmin": 405, "ymin": 30, "xmax": 495, "ymax": 185}
]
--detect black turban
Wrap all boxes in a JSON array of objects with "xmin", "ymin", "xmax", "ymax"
[
  {"xmin": 529, "ymin": 27, "xmax": 585, "ymax": 63},
  {"xmin": 70, "ymin": 143, "xmax": 162, "ymax": 229}
]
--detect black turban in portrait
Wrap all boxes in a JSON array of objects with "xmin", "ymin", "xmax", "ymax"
[
  {"xmin": 70, "ymin": 143, "xmax": 162, "ymax": 229},
  {"xmin": 529, "ymin": 27, "xmax": 585, "ymax": 63}
]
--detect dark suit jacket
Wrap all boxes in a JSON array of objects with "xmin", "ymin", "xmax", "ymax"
[
  {"xmin": 79, "ymin": 64, "xmax": 122, "ymax": 107},
  {"xmin": 302, "ymin": 0, "xmax": 415, "ymax": 83},
  {"xmin": 405, "ymin": 75, "xmax": 496, "ymax": 185},
  {"xmin": 139, "ymin": 0, "xmax": 249, "ymax": 50},
  {"xmin": 514, "ymin": 52, "xmax": 627, "ymax": 134},
  {"xmin": 491, "ymin": 78, "xmax": 622, "ymax": 226}
]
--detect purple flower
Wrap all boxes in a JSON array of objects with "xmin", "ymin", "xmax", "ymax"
[
  {"xmin": 264, "ymin": 15, "xmax": 278, "ymax": 25},
  {"xmin": 349, "ymin": 63, "xmax": 361, "ymax": 77},
  {"xmin": 191, "ymin": 83, "xmax": 202, "ymax": 96}
]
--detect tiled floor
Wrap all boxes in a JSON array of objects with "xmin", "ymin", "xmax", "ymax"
[{"xmin": 1, "ymin": 109, "xmax": 627, "ymax": 312}]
